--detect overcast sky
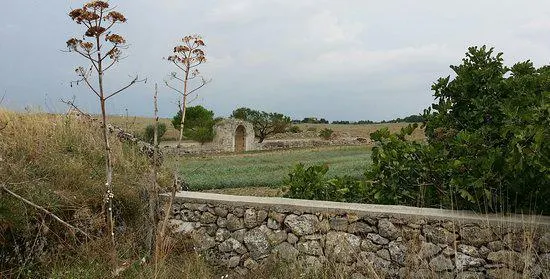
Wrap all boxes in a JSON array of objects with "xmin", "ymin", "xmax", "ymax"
[{"xmin": 1, "ymin": 1, "xmax": 549, "ymax": 121}]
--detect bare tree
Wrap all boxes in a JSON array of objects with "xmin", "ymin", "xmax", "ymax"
[
  {"xmin": 65, "ymin": 1, "xmax": 144, "ymax": 269},
  {"xmin": 165, "ymin": 35, "xmax": 209, "ymax": 147}
]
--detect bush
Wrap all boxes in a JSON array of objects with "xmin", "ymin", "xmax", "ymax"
[
  {"xmin": 143, "ymin": 123, "xmax": 167, "ymax": 143},
  {"xmin": 284, "ymin": 164, "xmax": 369, "ymax": 203},
  {"xmin": 288, "ymin": 125, "xmax": 301, "ymax": 133},
  {"xmin": 172, "ymin": 105, "xmax": 216, "ymax": 143},
  {"xmin": 366, "ymin": 46, "xmax": 550, "ymax": 214},
  {"xmin": 319, "ymin": 128, "xmax": 333, "ymax": 140}
]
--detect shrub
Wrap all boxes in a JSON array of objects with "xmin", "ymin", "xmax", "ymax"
[
  {"xmin": 319, "ymin": 128, "xmax": 333, "ymax": 140},
  {"xmin": 172, "ymin": 106, "xmax": 216, "ymax": 143},
  {"xmin": 284, "ymin": 164, "xmax": 369, "ymax": 203},
  {"xmin": 143, "ymin": 123, "xmax": 167, "ymax": 143},
  {"xmin": 288, "ymin": 125, "xmax": 301, "ymax": 133}
]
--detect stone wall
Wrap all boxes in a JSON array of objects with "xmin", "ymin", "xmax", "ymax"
[
  {"xmin": 167, "ymin": 191, "xmax": 550, "ymax": 279},
  {"xmin": 212, "ymin": 118, "xmax": 256, "ymax": 152}
]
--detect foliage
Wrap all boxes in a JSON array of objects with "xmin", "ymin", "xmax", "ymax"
[
  {"xmin": 300, "ymin": 117, "xmax": 329, "ymax": 124},
  {"xmin": 143, "ymin": 123, "xmax": 167, "ymax": 143},
  {"xmin": 319, "ymin": 128, "xmax": 334, "ymax": 140},
  {"xmin": 288, "ymin": 125, "xmax": 301, "ymax": 133},
  {"xmin": 172, "ymin": 105, "xmax": 216, "ymax": 143},
  {"xmin": 231, "ymin": 107, "xmax": 291, "ymax": 143},
  {"xmin": 367, "ymin": 46, "xmax": 550, "ymax": 213},
  {"xmin": 284, "ymin": 164, "xmax": 369, "ymax": 203}
]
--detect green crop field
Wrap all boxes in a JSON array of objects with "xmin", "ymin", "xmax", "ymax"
[{"xmin": 171, "ymin": 146, "xmax": 371, "ymax": 191}]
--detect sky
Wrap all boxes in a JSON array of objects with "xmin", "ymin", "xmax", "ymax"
[{"xmin": 1, "ymin": 1, "xmax": 549, "ymax": 121}]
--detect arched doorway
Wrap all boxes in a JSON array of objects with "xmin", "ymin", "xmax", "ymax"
[{"xmin": 234, "ymin": 125, "xmax": 246, "ymax": 152}]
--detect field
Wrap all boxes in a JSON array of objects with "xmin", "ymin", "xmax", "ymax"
[
  {"xmin": 168, "ymin": 146, "xmax": 371, "ymax": 192},
  {"xmin": 107, "ymin": 114, "xmax": 425, "ymax": 143}
]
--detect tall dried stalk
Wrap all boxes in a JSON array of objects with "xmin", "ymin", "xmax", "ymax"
[
  {"xmin": 165, "ymin": 35, "xmax": 209, "ymax": 147},
  {"xmin": 65, "ymin": 0, "xmax": 144, "ymax": 270}
]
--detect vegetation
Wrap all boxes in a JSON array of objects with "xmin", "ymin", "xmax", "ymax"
[
  {"xmin": 331, "ymin": 114, "xmax": 424, "ymax": 125},
  {"xmin": 232, "ymin": 107, "xmax": 291, "ymax": 142},
  {"xmin": 173, "ymin": 146, "xmax": 370, "ymax": 190},
  {"xmin": 165, "ymin": 35, "xmax": 209, "ymax": 146},
  {"xmin": 172, "ymin": 105, "xmax": 216, "ymax": 144},
  {"xmin": 286, "ymin": 46, "xmax": 550, "ymax": 214},
  {"xmin": 288, "ymin": 125, "xmax": 301, "ymax": 133},
  {"xmin": 319, "ymin": 128, "xmax": 334, "ymax": 140},
  {"xmin": 143, "ymin": 123, "xmax": 167, "ymax": 144},
  {"xmin": 65, "ymin": 1, "xmax": 145, "ymax": 268}
]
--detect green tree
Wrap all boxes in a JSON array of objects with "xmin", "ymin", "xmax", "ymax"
[
  {"xmin": 231, "ymin": 107, "xmax": 291, "ymax": 143},
  {"xmin": 143, "ymin": 123, "xmax": 167, "ymax": 144},
  {"xmin": 368, "ymin": 46, "xmax": 549, "ymax": 213},
  {"xmin": 172, "ymin": 105, "xmax": 216, "ymax": 144}
]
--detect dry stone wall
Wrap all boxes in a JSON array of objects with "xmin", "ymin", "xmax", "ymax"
[{"xmin": 167, "ymin": 191, "xmax": 550, "ymax": 279}]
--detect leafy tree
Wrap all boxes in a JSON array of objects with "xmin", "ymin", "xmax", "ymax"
[
  {"xmin": 231, "ymin": 107, "xmax": 291, "ymax": 143},
  {"xmin": 143, "ymin": 123, "xmax": 167, "ymax": 144},
  {"xmin": 172, "ymin": 105, "xmax": 216, "ymax": 143},
  {"xmin": 165, "ymin": 35, "xmax": 210, "ymax": 147},
  {"xmin": 65, "ymin": 0, "xmax": 144, "ymax": 266},
  {"xmin": 367, "ymin": 46, "xmax": 549, "ymax": 213}
]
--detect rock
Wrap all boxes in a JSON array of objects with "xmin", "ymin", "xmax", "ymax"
[
  {"xmin": 169, "ymin": 220, "xmax": 197, "ymax": 233},
  {"xmin": 357, "ymin": 251, "xmax": 391, "ymax": 270},
  {"xmin": 227, "ymin": 255, "xmax": 240, "ymax": 268},
  {"xmin": 203, "ymin": 223, "xmax": 218, "ymax": 236},
  {"xmin": 232, "ymin": 207, "xmax": 244, "ymax": 217},
  {"xmin": 200, "ymin": 212, "xmax": 217, "ymax": 224},
  {"xmin": 214, "ymin": 206, "xmax": 228, "ymax": 217},
  {"xmin": 273, "ymin": 242, "xmax": 299, "ymax": 262},
  {"xmin": 330, "ymin": 217, "xmax": 348, "ymax": 231},
  {"xmin": 456, "ymin": 271, "xmax": 485, "ymax": 279},
  {"xmin": 267, "ymin": 218, "xmax": 279, "ymax": 230},
  {"xmin": 460, "ymin": 226, "xmax": 494, "ymax": 246},
  {"xmin": 234, "ymin": 266, "xmax": 248, "ymax": 276},
  {"xmin": 184, "ymin": 203, "xmax": 208, "ymax": 211},
  {"xmin": 243, "ymin": 258, "xmax": 259, "ymax": 270},
  {"xmin": 231, "ymin": 229, "xmax": 246, "ymax": 243},
  {"xmin": 244, "ymin": 228, "xmax": 270, "ymax": 260},
  {"xmin": 244, "ymin": 209, "xmax": 257, "ymax": 228},
  {"xmin": 284, "ymin": 214, "xmax": 319, "ymax": 236},
  {"xmin": 297, "ymin": 241, "xmax": 324, "ymax": 256},
  {"xmin": 378, "ymin": 219, "xmax": 399, "ymax": 240},
  {"xmin": 539, "ymin": 232, "xmax": 550, "ymax": 253},
  {"xmin": 287, "ymin": 233, "xmax": 299, "ymax": 244},
  {"xmin": 317, "ymin": 219, "xmax": 331, "ymax": 233},
  {"xmin": 226, "ymin": 214, "xmax": 244, "ymax": 231},
  {"xmin": 219, "ymin": 238, "xmax": 247, "ymax": 254},
  {"xmin": 348, "ymin": 222, "xmax": 375, "ymax": 235},
  {"xmin": 301, "ymin": 256, "xmax": 323, "ymax": 270},
  {"xmin": 442, "ymin": 246, "xmax": 455, "ymax": 257},
  {"xmin": 267, "ymin": 230, "xmax": 287, "ymax": 245},
  {"xmin": 388, "ymin": 241, "xmax": 406, "ymax": 265},
  {"xmin": 325, "ymin": 231, "xmax": 361, "ymax": 264},
  {"xmin": 419, "ymin": 242, "xmax": 441, "ymax": 259},
  {"xmin": 360, "ymin": 239, "xmax": 381, "ymax": 252},
  {"xmin": 487, "ymin": 241, "xmax": 504, "ymax": 251},
  {"xmin": 487, "ymin": 250, "xmax": 523, "ymax": 271},
  {"xmin": 455, "ymin": 252, "xmax": 485, "ymax": 270},
  {"xmin": 366, "ymin": 233, "xmax": 389, "ymax": 245},
  {"xmin": 479, "ymin": 246, "xmax": 491, "ymax": 258},
  {"xmin": 350, "ymin": 272, "xmax": 366, "ymax": 279},
  {"xmin": 541, "ymin": 253, "xmax": 550, "ymax": 270},
  {"xmin": 347, "ymin": 213, "xmax": 359, "ymax": 223},
  {"xmin": 458, "ymin": 244, "xmax": 480, "ymax": 257},
  {"xmin": 215, "ymin": 228, "xmax": 231, "ymax": 242},
  {"xmin": 217, "ymin": 217, "xmax": 227, "ymax": 228},
  {"xmin": 429, "ymin": 255, "xmax": 453, "ymax": 272},
  {"xmin": 486, "ymin": 268, "xmax": 521, "ymax": 279},
  {"xmin": 191, "ymin": 232, "xmax": 216, "ymax": 251},
  {"xmin": 268, "ymin": 211, "xmax": 285, "ymax": 224},
  {"xmin": 376, "ymin": 249, "xmax": 391, "ymax": 261},
  {"xmin": 257, "ymin": 210, "xmax": 268, "ymax": 224},
  {"xmin": 423, "ymin": 225, "xmax": 457, "ymax": 245}
]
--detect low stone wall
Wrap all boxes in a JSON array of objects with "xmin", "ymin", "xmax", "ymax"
[{"xmin": 167, "ymin": 192, "xmax": 550, "ymax": 279}]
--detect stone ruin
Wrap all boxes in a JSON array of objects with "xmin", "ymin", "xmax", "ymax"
[{"xmin": 211, "ymin": 118, "xmax": 256, "ymax": 153}]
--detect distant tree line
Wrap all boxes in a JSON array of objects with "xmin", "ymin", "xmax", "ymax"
[{"xmin": 292, "ymin": 114, "xmax": 424, "ymax": 125}]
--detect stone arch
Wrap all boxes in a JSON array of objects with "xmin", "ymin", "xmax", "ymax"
[{"xmin": 234, "ymin": 125, "xmax": 246, "ymax": 152}]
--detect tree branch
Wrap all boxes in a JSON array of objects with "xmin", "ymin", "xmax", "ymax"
[
  {"xmin": 186, "ymin": 77, "xmax": 211, "ymax": 96},
  {"xmin": 105, "ymin": 76, "xmax": 147, "ymax": 100},
  {"xmin": 164, "ymin": 80, "xmax": 184, "ymax": 95},
  {"xmin": 1, "ymin": 184, "xmax": 91, "ymax": 239},
  {"xmin": 77, "ymin": 68, "xmax": 101, "ymax": 98}
]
